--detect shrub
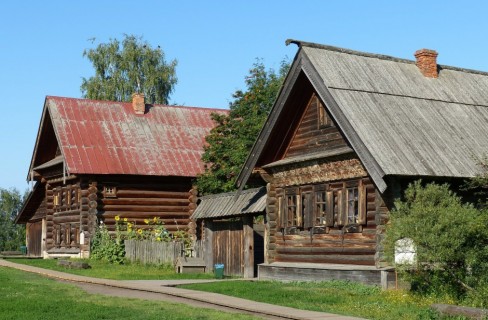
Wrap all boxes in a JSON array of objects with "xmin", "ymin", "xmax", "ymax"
[
  {"xmin": 91, "ymin": 215, "xmax": 192, "ymax": 264},
  {"xmin": 384, "ymin": 181, "xmax": 488, "ymax": 306},
  {"xmin": 90, "ymin": 222, "xmax": 125, "ymax": 264}
]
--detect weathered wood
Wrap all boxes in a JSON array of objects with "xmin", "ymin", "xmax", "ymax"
[
  {"xmin": 101, "ymin": 198, "xmax": 189, "ymax": 206},
  {"xmin": 277, "ymin": 254, "xmax": 375, "ymax": 265},
  {"xmin": 431, "ymin": 304, "xmax": 488, "ymax": 320},
  {"xmin": 124, "ymin": 240, "xmax": 196, "ymax": 266},
  {"xmin": 116, "ymin": 190, "xmax": 190, "ymax": 199},
  {"xmin": 101, "ymin": 205, "xmax": 188, "ymax": 212},
  {"xmin": 243, "ymin": 216, "xmax": 254, "ymax": 278}
]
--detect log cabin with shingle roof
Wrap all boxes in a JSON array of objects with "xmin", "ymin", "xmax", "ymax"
[
  {"xmin": 236, "ymin": 40, "xmax": 488, "ymax": 286},
  {"xmin": 16, "ymin": 94, "xmax": 227, "ymax": 258}
]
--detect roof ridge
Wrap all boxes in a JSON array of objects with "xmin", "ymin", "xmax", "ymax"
[
  {"xmin": 45, "ymin": 95, "xmax": 228, "ymax": 112},
  {"xmin": 286, "ymin": 39, "xmax": 488, "ymax": 76}
]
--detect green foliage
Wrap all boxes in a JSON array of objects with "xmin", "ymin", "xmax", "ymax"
[
  {"xmin": 196, "ymin": 59, "xmax": 289, "ymax": 194},
  {"xmin": 462, "ymin": 156, "xmax": 488, "ymax": 208},
  {"xmin": 90, "ymin": 215, "xmax": 192, "ymax": 264},
  {"xmin": 90, "ymin": 222, "xmax": 125, "ymax": 264},
  {"xmin": 0, "ymin": 188, "xmax": 26, "ymax": 251},
  {"xmin": 81, "ymin": 34, "xmax": 177, "ymax": 104},
  {"xmin": 384, "ymin": 181, "xmax": 488, "ymax": 306}
]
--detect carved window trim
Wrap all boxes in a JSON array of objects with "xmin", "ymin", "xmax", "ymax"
[{"xmin": 277, "ymin": 179, "xmax": 367, "ymax": 234}]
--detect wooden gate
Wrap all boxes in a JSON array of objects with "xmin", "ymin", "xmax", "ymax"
[
  {"xmin": 27, "ymin": 220, "xmax": 42, "ymax": 257},
  {"xmin": 212, "ymin": 220, "xmax": 244, "ymax": 276}
]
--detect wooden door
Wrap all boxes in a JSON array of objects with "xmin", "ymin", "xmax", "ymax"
[
  {"xmin": 27, "ymin": 221, "xmax": 42, "ymax": 257},
  {"xmin": 212, "ymin": 221, "xmax": 244, "ymax": 276}
]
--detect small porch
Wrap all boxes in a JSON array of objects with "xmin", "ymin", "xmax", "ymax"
[{"xmin": 258, "ymin": 262, "xmax": 396, "ymax": 289}]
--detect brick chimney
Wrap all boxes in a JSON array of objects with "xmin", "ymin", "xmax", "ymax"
[
  {"xmin": 132, "ymin": 93, "xmax": 145, "ymax": 114},
  {"xmin": 414, "ymin": 49, "xmax": 438, "ymax": 78}
]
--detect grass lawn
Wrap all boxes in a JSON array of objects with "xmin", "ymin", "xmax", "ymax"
[
  {"xmin": 6, "ymin": 258, "xmax": 215, "ymax": 280},
  {"xmin": 180, "ymin": 280, "xmax": 464, "ymax": 320},
  {"xmin": 0, "ymin": 266, "xmax": 257, "ymax": 320}
]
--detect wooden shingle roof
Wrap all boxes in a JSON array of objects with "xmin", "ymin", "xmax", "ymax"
[
  {"xmin": 191, "ymin": 187, "xmax": 266, "ymax": 220},
  {"xmin": 29, "ymin": 96, "xmax": 227, "ymax": 178},
  {"xmin": 238, "ymin": 40, "xmax": 488, "ymax": 192}
]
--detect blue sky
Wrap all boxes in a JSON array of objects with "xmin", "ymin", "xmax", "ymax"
[{"xmin": 1, "ymin": 0, "xmax": 487, "ymax": 192}]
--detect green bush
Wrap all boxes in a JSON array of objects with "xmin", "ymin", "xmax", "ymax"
[
  {"xmin": 384, "ymin": 181, "xmax": 488, "ymax": 307},
  {"xmin": 90, "ymin": 223, "xmax": 125, "ymax": 264}
]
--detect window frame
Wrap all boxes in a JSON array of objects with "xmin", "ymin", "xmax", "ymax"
[{"xmin": 276, "ymin": 180, "xmax": 368, "ymax": 234}]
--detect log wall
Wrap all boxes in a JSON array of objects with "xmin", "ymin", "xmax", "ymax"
[
  {"xmin": 98, "ymin": 182, "xmax": 192, "ymax": 233},
  {"xmin": 262, "ymin": 92, "xmax": 390, "ymax": 267},
  {"xmin": 285, "ymin": 94, "xmax": 347, "ymax": 158}
]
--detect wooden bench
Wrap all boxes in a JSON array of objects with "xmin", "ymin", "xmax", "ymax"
[
  {"xmin": 57, "ymin": 260, "xmax": 90, "ymax": 269},
  {"xmin": 175, "ymin": 256, "xmax": 206, "ymax": 274}
]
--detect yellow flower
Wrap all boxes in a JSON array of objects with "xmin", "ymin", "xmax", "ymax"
[
  {"xmin": 137, "ymin": 229, "xmax": 143, "ymax": 234},
  {"xmin": 127, "ymin": 227, "xmax": 132, "ymax": 232},
  {"xmin": 123, "ymin": 218, "xmax": 128, "ymax": 222},
  {"xmin": 127, "ymin": 223, "xmax": 133, "ymax": 228},
  {"xmin": 115, "ymin": 215, "xmax": 120, "ymax": 221},
  {"xmin": 156, "ymin": 237, "xmax": 161, "ymax": 241},
  {"xmin": 144, "ymin": 219, "xmax": 150, "ymax": 224},
  {"xmin": 153, "ymin": 217, "xmax": 158, "ymax": 223}
]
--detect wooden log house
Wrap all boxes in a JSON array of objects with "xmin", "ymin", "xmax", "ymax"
[
  {"xmin": 236, "ymin": 40, "xmax": 488, "ymax": 285},
  {"xmin": 16, "ymin": 94, "xmax": 227, "ymax": 258}
]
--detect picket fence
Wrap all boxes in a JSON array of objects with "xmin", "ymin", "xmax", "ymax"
[{"xmin": 124, "ymin": 240, "xmax": 204, "ymax": 265}]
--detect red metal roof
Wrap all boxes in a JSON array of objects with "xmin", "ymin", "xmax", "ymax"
[{"xmin": 43, "ymin": 96, "xmax": 227, "ymax": 177}]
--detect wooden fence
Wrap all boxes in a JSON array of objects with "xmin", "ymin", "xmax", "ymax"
[{"xmin": 124, "ymin": 240, "xmax": 204, "ymax": 265}]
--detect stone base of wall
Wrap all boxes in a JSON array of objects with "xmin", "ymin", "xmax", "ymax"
[{"xmin": 258, "ymin": 262, "xmax": 397, "ymax": 289}]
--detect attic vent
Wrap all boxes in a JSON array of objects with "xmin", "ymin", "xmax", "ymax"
[{"xmin": 414, "ymin": 49, "xmax": 438, "ymax": 78}]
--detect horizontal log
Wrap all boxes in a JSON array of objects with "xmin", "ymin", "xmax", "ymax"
[
  {"xmin": 53, "ymin": 216, "xmax": 81, "ymax": 224},
  {"xmin": 276, "ymin": 254, "xmax": 375, "ymax": 265},
  {"xmin": 100, "ymin": 212, "xmax": 189, "ymax": 219},
  {"xmin": 101, "ymin": 197, "xmax": 189, "ymax": 206},
  {"xmin": 115, "ymin": 189, "xmax": 189, "ymax": 199},
  {"xmin": 276, "ymin": 246, "xmax": 375, "ymax": 255},
  {"xmin": 101, "ymin": 204, "xmax": 188, "ymax": 212},
  {"xmin": 102, "ymin": 218, "xmax": 189, "ymax": 226},
  {"xmin": 431, "ymin": 304, "xmax": 488, "ymax": 319},
  {"xmin": 53, "ymin": 210, "xmax": 81, "ymax": 217}
]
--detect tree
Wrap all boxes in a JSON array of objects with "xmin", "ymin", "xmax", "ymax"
[
  {"xmin": 81, "ymin": 34, "xmax": 177, "ymax": 104},
  {"xmin": 0, "ymin": 188, "xmax": 26, "ymax": 251},
  {"xmin": 384, "ymin": 181, "xmax": 488, "ymax": 306},
  {"xmin": 196, "ymin": 60, "xmax": 289, "ymax": 195}
]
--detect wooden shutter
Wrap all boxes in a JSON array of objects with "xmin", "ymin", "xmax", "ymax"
[
  {"xmin": 336, "ymin": 189, "xmax": 345, "ymax": 226},
  {"xmin": 325, "ymin": 191, "xmax": 334, "ymax": 227},
  {"xmin": 303, "ymin": 192, "xmax": 314, "ymax": 229},
  {"xmin": 358, "ymin": 182, "xmax": 367, "ymax": 225},
  {"xmin": 277, "ymin": 196, "xmax": 283, "ymax": 229}
]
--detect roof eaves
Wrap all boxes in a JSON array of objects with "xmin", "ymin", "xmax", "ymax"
[{"xmin": 236, "ymin": 51, "xmax": 305, "ymax": 189}]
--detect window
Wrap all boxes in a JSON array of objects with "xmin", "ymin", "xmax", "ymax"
[
  {"xmin": 66, "ymin": 189, "xmax": 72, "ymax": 206},
  {"xmin": 277, "ymin": 180, "xmax": 367, "ymax": 233},
  {"xmin": 286, "ymin": 193, "xmax": 298, "ymax": 227},
  {"xmin": 104, "ymin": 186, "xmax": 117, "ymax": 197},
  {"xmin": 53, "ymin": 190, "xmax": 61, "ymax": 208},
  {"xmin": 315, "ymin": 190, "xmax": 327, "ymax": 225},
  {"xmin": 347, "ymin": 187, "xmax": 359, "ymax": 224},
  {"xmin": 317, "ymin": 97, "xmax": 332, "ymax": 128}
]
